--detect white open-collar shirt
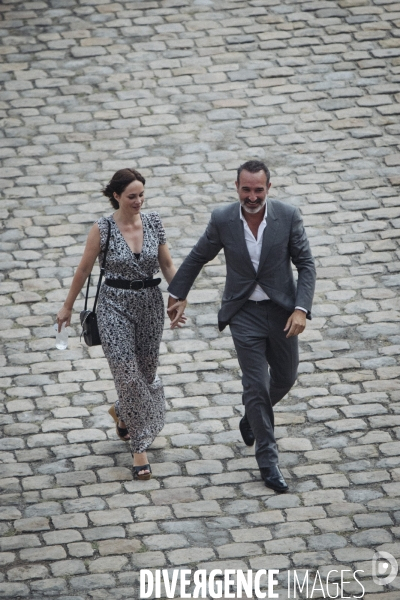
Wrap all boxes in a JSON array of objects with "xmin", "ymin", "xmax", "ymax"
[
  {"xmin": 240, "ymin": 204, "xmax": 307, "ymax": 312},
  {"xmin": 239, "ymin": 204, "xmax": 269, "ymax": 301}
]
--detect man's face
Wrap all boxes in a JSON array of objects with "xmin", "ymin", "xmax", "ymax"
[{"xmin": 235, "ymin": 169, "xmax": 271, "ymax": 214}]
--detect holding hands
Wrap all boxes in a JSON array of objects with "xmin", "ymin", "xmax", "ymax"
[{"xmin": 167, "ymin": 296, "xmax": 187, "ymax": 329}]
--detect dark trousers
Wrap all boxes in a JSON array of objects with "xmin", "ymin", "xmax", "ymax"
[{"xmin": 229, "ymin": 300, "xmax": 299, "ymax": 469}]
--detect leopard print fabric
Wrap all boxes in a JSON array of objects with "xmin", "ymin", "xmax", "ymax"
[{"xmin": 96, "ymin": 212, "xmax": 166, "ymax": 454}]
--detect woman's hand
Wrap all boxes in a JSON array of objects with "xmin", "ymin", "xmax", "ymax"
[
  {"xmin": 167, "ymin": 296, "xmax": 187, "ymax": 329},
  {"xmin": 56, "ymin": 305, "xmax": 72, "ymax": 332}
]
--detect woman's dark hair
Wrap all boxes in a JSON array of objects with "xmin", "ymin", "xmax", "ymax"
[{"xmin": 102, "ymin": 168, "xmax": 146, "ymax": 210}]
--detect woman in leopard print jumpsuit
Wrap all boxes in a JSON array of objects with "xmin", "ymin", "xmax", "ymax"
[{"xmin": 57, "ymin": 168, "xmax": 186, "ymax": 479}]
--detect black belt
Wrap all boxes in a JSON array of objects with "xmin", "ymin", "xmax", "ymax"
[{"xmin": 105, "ymin": 277, "xmax": 161, "ymax": 290}]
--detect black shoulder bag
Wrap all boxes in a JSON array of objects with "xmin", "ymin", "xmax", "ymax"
[{"xmin": 80, "ymin": 219, "xmax": 111, "ymax": 346}]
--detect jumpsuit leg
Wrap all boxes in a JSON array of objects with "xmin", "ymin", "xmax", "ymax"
[{"xmin": 97, "ymin": 286, "xmax": 166, "ymax": 455}]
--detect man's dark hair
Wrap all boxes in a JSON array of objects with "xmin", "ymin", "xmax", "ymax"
[{"xmin": 237, "ymin": 160, "xmax": 270, "ymax": 184}]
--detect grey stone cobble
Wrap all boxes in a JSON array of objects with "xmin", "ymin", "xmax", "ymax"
[{"xmin": 0, "ymin": 0, "xmax": 400, "ymax": 598}]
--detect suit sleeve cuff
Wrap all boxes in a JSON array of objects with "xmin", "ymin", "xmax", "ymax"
[
  {"xmin": 295, "ymin": 306, "xmax": 308, "ymax": 313},
  {"xmin": 169, "ymin": 293, "xmax": 178, "ymax": 299}
]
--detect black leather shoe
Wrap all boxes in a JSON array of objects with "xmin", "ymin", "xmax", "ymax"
[
  {"xmin": 260, "ymin": 465, "xmax": 288, "ymax": 493},
  {"xmin": 239, "ymin": 415, "xmax": 255, "ymax": 447}
]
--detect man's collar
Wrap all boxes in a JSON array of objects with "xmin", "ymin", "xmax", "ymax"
[{"xmin": 239, "ymin": 202, "xmax": 267, "ymax": 223}]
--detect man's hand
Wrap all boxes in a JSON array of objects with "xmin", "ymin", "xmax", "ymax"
[
  {"xmin": 284, "ymin": 309, "xmax": 307, "ymax": 338},
  {"xmin": 167, "ymin": 296, "xmax": 187, "ymax": 329}
]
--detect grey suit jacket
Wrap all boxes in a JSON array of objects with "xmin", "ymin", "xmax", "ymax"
[{"xmin": 168, "ymin": 199, "xmax": 316, "ymax": 331}]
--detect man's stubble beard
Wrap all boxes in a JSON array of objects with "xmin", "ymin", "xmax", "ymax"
[{"xmin": 240, "ymin": 197, "xmax": 267, "ymax": 214}]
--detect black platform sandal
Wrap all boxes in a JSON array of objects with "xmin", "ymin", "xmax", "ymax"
[
  {"xmin": 108, "ymin": 405, "xmax": 130, "ymax": 441},
  {"xmin": 133, "ymin": 464, "xmax": 152, "ymax": 481}
]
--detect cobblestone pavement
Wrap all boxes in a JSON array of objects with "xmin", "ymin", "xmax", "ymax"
[{"xmin": 0, "ymin": 0, "xmax": 400, "ymax": 598}]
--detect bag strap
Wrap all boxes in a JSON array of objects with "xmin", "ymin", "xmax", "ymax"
[
  {"xmin": 84, "ymin": 273, "xmax": 91, "ymax": 311},
  {"xmin": 84, "ymin": 219, "xmax": 112, "ymax": 313}
]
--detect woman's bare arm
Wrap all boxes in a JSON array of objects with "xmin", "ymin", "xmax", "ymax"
[
  {"xmin": 158, "ymin": 243, "xmax": 187, "ymax": 328},
  {"xmin": 158, "ymin": 243, "xmax": 177, "ymax": 285},
  {"xmin": 56, "ymin": 223, "xmax": 101, "ymax": 330}
]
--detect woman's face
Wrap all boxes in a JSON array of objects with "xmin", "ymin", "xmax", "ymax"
[{"xmin": 114, "ymin": 180, "xmax": 144, "ymax": 212}]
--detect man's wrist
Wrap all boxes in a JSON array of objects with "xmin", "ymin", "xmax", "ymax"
[
  {"xmin": 169, "ymin": 294, "xmax": 185, "ymax": 301},
  {"xmin": 295, "ymin": 306, "xmax": 307, "ymax": 314}
]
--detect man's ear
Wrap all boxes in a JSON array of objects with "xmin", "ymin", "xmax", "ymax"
[{"xmin": 235, "ymin": 180, "xmax": 239, "ymax": 191}]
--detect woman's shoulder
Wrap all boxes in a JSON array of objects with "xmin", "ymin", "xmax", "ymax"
[
  {"xmin": 144, "ymin": 210, "xmax": 161, "ymax": 219},
  {"xmin": 143, "ymin": 211, "xmax": 166, "ymax": 244},
  {"xmin": 95, "ymin": 216, "xmax": 113, "ymax": 245},
  {"xmin": 143, "ymin": 211, "xmax": 163, "ymax": 225},
  {"xmin": 96, "ymin": 214, "xmax": 113, "ymax": 227}
]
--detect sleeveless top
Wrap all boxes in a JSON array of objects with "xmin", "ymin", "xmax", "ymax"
[{"xmin": 97, "ymin": 212, "xmax": 166, "ymax": 281}]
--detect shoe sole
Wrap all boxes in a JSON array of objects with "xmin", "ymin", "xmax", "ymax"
[
  {"xmin": 135, "ymin": 473, "xmax": 152, "ymax": 481},
  {"xmin": 108, "ymin": 405, "xmax": 118, "ymax": 424}
]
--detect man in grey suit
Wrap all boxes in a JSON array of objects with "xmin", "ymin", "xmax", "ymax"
[{"xmin": 168, "ymin": 160, "xmax": 316, "ymax": 492}]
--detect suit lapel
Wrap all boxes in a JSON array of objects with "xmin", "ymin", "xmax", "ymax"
[
  {"xmin": 228, "ymin": 205, "xmax": 256, "ymax": 275},
  {"xmin": 257, "ymin": 198, "xmax": 279, "ymax": 274}
]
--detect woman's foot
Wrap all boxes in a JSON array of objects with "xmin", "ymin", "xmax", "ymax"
[
  {"xmin": 133, "ymin": 452, "xmax": 151, "ymax": 479},
  {"xmin": 108, "ymin": 405, "xmax": 130, "ymax": 441},
  {"xmin": 118, "ymin": 419, "xmax": 130, "ymax": 441}
]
